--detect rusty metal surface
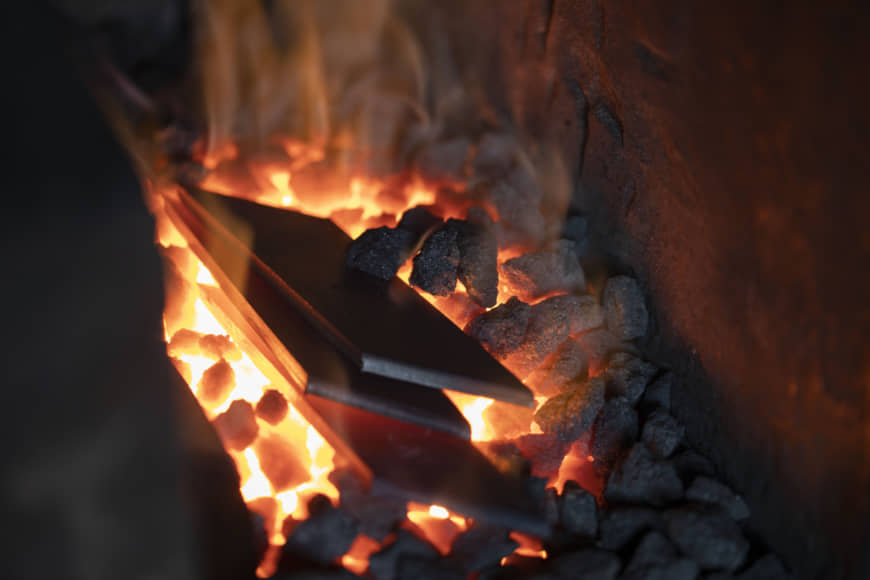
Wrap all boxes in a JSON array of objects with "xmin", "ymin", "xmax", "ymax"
[{"xmin": 179, "ymin": 188, "xmax": 533, "ymax": 407}]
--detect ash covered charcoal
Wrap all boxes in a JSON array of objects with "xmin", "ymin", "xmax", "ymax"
[
  {"xmin": 534, "ymin": 377, "xmax": 605, "ymax": 442},
  {"xmin": 451, "ymin": 216, "xmax": 499, "ymax": 307},
  {"xmin": 397, "ymin": 206, "xmax": 442, "ymax": 240},
  {"xmin": 641, "ymin": 410, "xmax": 685, "ymax": 458},
  {"xmin": 559, "ymin": 480, "xmax": 598, "ymax": 538},
  {"xmin": 525, "ymin": 338, "xmax": 589, "ymax": 397},
  {"xmin": 624, "ymin": 530, "xmax": 677, "ymax": 574},
  {"xmin": 547, "ymin": 548, "xmax": 622, "ymax": 580},
  {"xmin": 465, "ymin": 297, "xmax": 530, "ymax": 358},
  {"xmin": 368, "ymin": 530, "xmax": 440, "ymax": 580},
  {"xmin": 590, "ymin": 397, "xmax": 639, "ymax": 469},
  {"xmin": 499, "ymin": 240, "xmax": 586, "ymax": 301},
  {"xmin": 604, "ymin": 352, "xmax": 657, "ymax": 406},
  {"xmin": 664, "ymin": 506, "xmax": 749, "ymax": 572},
  {"xmin": 410, "ymin": 222, "xmax": 460, "ymax": 296},
  {"xmin": 672, "ymin": 450, "xmax": 717, "ymax": 484},
  {"xmin": 254, "ymin": 388, "xmax": 288, "ymax": 425},
  {"xmin": 474, "ymin": 177, "xmax": 546, "ymax": 248},
  {"xmin": 602, "ymin": 276, "xmax": 649, "ymax": 340},
  {"xmin": 198, "ymin": 333, "xmax": 242, "ymax": 361},
  {"xmin": 604, "ymin": 443, "xmax": 683, "ymax": 506},
  {"xmin": 598, "ymin": 506, "xmax": 662, "ymax": 551},
  {"xmin": 167, "ymin": 328, "xmax": 202, "ymax": 356},
  {"xmin": 345, "ymin": 226, "xmax": 415, "ymax": 280},
  {"xmin": 685, "ymin": 476, "xmax": 750, "ymax": 521},
  {"xmin": 641, "ymin": 371, "xmax": 673, "ymax": 411},
  {"xmin": 575, "ymin": 327, "xmax": 621, "ymax": 373},
  {"xmin": 415, "ymin": 137, "xmax": 472, "ymax": 182},
  {"xmin": 621, "ymin": 558, "xmax": 699, "ymax": 580},
  {"xmin": 562, "ymin": 215, "xmax": 590, "ymax": 258},
  {"xmin": 254, "ymin": 434, "xmax": 308, "ymax": 492},
  {"xmin": 283, "ymin": 495, "xmax": 359, "ymax": 566},
  {"xmin": 448, "ymin": 523, "xmax": 518, "ymax": 573},
  {"xmin": 737, "ymin": 553, "xmax": 792, "ymax": 580},
  {"xmin": 198, "ymin": 358, "xmax": 235, "ymax": 405},
  {"xmin": 212, "ymin": 400, "xmax": 259, "ymax": 450}
]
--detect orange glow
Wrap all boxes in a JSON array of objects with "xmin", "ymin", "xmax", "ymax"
[
  {"xmin": 428, "ymin": 505, "xmax": 450, "ymax": 519},
  {"xmin": 341, "ymin": 535, "xmax": 382, "ymax": 575},
  {"xmin": 405, "ymin": 502, "xmax": 468, "ymax": 555}
]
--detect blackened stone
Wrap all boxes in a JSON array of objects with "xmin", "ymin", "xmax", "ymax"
[
  {"xmin": 397, "ymin": 206, "xmax": 441, "ymax": 239},
  {"xmin": 465, "ymin": 297, "xmax": 531, "ymax": 357},
  {"xmin": 345, "ymin": 226, "xmax": 415, "ymax": 280},
  {"xmin": 396, "ymin": 556, "xmax": 465, "ymax": 580},
  {"xmin": 621, "ymin": 558, "xmax": 700, "ymax": 580},
  {"xmin": 604, "ymin": 353, "xmax": 657, "ymax": 405},
  {"xmin": 212, "ymin": 400, "xmax": 258, "ymax": 451},
  {"xmin": 737, "ymin": 553, "xmax": 792, "ymax": 580},
  {"xmin": 673, "ymin": 451, "xmax": 717, "ymax": 484},
  {"xmin": 500, "ymin": 241, "xmax": 586, "ymax": 301},
  {"xmin": 602, "ymin": 276, "xmax": 648, "ymax": 340},
  {"xmin": 255, "ymin": 388, "xmax": 289, "ymax": 425},
  {"xmin": 641, "ymin": 410, "xmax": 685, "ymax": 458},
  {"xmin": 559, "ymin": 480, "xmax": 598, "ymax": 537},
  {"xmin": 283, "ymin": 497, "xmax": 359, "ymax": 566},
  {"xmin": 448, "ymin": 524, "xmax": 518, "ymax": 572},
  {"xmin": 525, "ymin": 339, "xmax": 589, "ymax": 397},
  {"xmin": 664, "ymin": 507, "xmax": 749, "ymax": 572},
  {"xmin": 451, "ymin": 217, "xmax": 499, "ymax": 307},
  {"xmin": 642, "ymin": 372, "xmax": 673, "ymax": 411},
  {"xmin": 549, "ymin": 548, "xmax": 622, "ymax": 580},
  {"xmin": 599, "ymin": 507, "xmax": 661, "ymax": 551},
  {"xmin": 686, "ymin": 477, "xmax": 751, "ymax": 522},
  {"xmin": 605, "ymin": 444, "xmax": 683, "ymax": 506},
  {"xmin": 591, "ymin": 397, "xmax": 639, "ymax": 469},
  {"xmin": 625, "ymin": 531, "xmax": 677, "ymax": 573},
  {"xmin": 410, "ymin": 224, "xmax": 460, "ymax": 296},
  {"xmin": 534, "ymin": 377, "xmax": 606, "ymax": 442}
]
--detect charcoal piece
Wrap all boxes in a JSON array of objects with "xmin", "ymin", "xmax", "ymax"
[
  {"xmin": 598, "ymin": 507, "xmax": 661, "ymax": 551},
  {"xmin": 625, "ymin": 530, "xmax": 677, "ymax": 574},
  {"xmin": 481, "ymin": 402, "xmax": 535, "ymax": 441},
  {"xmin": 415, "ymin": 137, "xmax": 471, "ymax": 181},
  {"xmin": 410, "ymin": 223, "xmax": 460, "ymax": 296},
  {"xmin": 212, "ymin": 400, "xmax": 258, "ymax": 451},
  {"xmin": 604, "ymin": 353, "xmax": 657, "ymax": 405},
  {"xmin": 397, "ymin": 206, "xmax": 442, "ymax": 239},
  {"xmin": 737, "ymin": 553, "xmax": 792, "ymax": 580},
  {"xmin": 396, "ymin": 556, "xmax": 464, "ymax": 580},
  {"xmin": 199, "ymin": 358, "xmax": 235, "ymax": 405},
  {"xmin": 255, "ymin": 388, "xmax": 289, "ymax": 425},
  {"xmin": 481, "ymin": 178, "xmax": 547, "ymax": 248},
  {"xmin": 534, "ymin": 377, "xmax": 606, "ymax": 442},
  {"xmin": 664, "ymin": 507, "xmax": 749, "ymax": 572},
  {"xmin": 345, "ymin": 226, "xmax": 415, "ymax": 280},
  {"xmin": 559, "ymin": 480, "xmax": 598, "ymax": 537},
  {"xmin": 548, "ymin": 548, "xmax": 622, "ymax": 580},
  {"xmin": 167, "ymin": 327, "xmax": 201, "ymax": 355},
  {"xmin": 605, "ymin": 444, "xmax": 683, "ymax": 506},
  {"xmin": 565, "ymin": 295, "xmax": 606, "ymax": 335},
  {"xmin": 590, "ymin": 397, "xmax": 639, "ymax": 469},
  {"xmin": 642, "ymin": 372, "xmax": 673, "ymax": 411},
  {"xmin": 283, "ymin": 497, "xmax": 359, "ymax": 566},
  {"xmin": 641, "ymin": 410, "xmax": 685, "ymax": 458},
  {"xmin": 621, "ymin": 558, "xmax": 700, "ymax": 580},
  {"xmin": 368, "ymin": 530, "xmax": 440, "ymax": 580},
  {"xmin": 329, "ymin": 470, "xmax": 407, "ymax": 542},
  {"xmin": 270, "ymin": 570, "xmax": 360, "ymax": 580},
  {"xmin": 685, "ymin": 477, "xmax": 751, "ymax": 521},
  {"xmin": 499, "ymin": 241, "xmax": 587, "ymax": 301},
  {"xmin": 448, "ymin": 524, "xmax": 519, "ymax": 572},
  {"xmin": 253, "ymin": 434, "xmax": 308, "ymax": 492},
  {"xmin": 602, "ymin": 276, "xmax": 648, "ymax": 340},
  {"xmin": 514, "ymin": 433, "xmax": 571, "ymax": 480},
  {"xmin": 575, "ymin": 328, "xmax": 621, "ymax": 372},
  {"xmin": 465, "ymin": 297, "xmax": 531, "ymax": 358},
  {"xmin": 673, "ymin": 450, "xmax": 717, "ymax": 484},
  {"xmin": 199, "ymin": 333, "xmax": 242, "ymax": 361},
  {"xmin": 451, "ymin": 217, "xmax": 499, "ymax": 307},
  {"xmin": 525, "ymin": 339, "xmax": 589, "ymax": 397},
  {"xmin": 562, "ymin": 215, "xmax": 590, "ymax": 257}
]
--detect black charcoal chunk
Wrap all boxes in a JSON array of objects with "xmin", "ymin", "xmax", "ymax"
[
  {"xmin": 255, "ymin": 388, "xmax": 289, "ymax": 425},
  {"xmin": 664, "ymin": 507, "xmax": 749, "ymax": 572},
  {"xmin": 642, "ymin": 372, "xmax": 673, "ymax": 411},
  {"xmin": 549, "ymin": 548, "xmax": 622, "ymax": 580},
  {"xmin": 559, "ymin": 481, "xmax": 598, "ymax": 537},
  {"xmin": 397, "ymin": 206, "xmax": 441, "ymax": 239},
  {"xmin": 625, "ymin": 531, "xmax": 677, "ymax": 573},
  {"xmin": 368, "ymin": 530, "xmax": 439, "ymax": 580},
  {"xmin": 599, "ymin": 507, "xmax": 661, "ymax": 551},
  {"xmin": 270, "ymin": 570, "xmax": 360, "ymax": 580},
  {"xmin": 534, "ymin": 377, "xmax": 606, "ymax": 442},
  {"xmin": 410, "ymin": 224, "xmax": 460, "ymax": 296},
  {"xmin": 499, "ymin": 241, "xmax": 586, "ymax": 301},
  {"xmin": 737, "ymin": 553, "xmax": 792, "ymax": 580},
  {"xmin": 481, "ymin": 173, "xmax": 546, "ymax": 245},
  {"xmin": 685, "ymin": 477, "xmax": 751, "ymax": 522},
  {"xmin": 621, "ymin": 558, "xmax": 700, "ymax": 580},
  {"xmin": 283, "ymin": 496, "xmax": 359, "ymax": 566},
  {"xmin": 604, "ymin": 353, "xmax": 657, "ymax": 406},
  {"xmin": 345, "ymin": 226, "xmax": 415, "ymax": 280},
  {"xmin": 452, "ymin": 217, "xmax": 499, "ymax": 307},
  {"xmin": 642, "ymin": 410, "xmax": 685, "ymax": 458},
  {"xmin": 590, "ymin": 397, "xmax": 639, "ymax": 469},
  {"xmin": 673, "ymin": 450, "xmax": 717, "ymax": 484},
  {"xmin": 465, "ymin": 297, "xmax": 531, "ymax": 358},
  {"xmin": 603, "ymin": 276, "xmax": 648, "ymax": 340},
  {"xmin": 396, "ymin": 556, "xmax": 464, "ymax": 580},
  {"xmin": 525, "ymin": 339, "xmax": 589, "ymax": 397},
  {"xmin": 448, "ymin": 524, "xmax": 519, "ymax": 572},
  {"xmin": 605, "ymin": 444, "xmax": 683, "ymax": 506},
  {"xmin": 212, "ymin": 400, "xmax": 259, "ymax": 451}
]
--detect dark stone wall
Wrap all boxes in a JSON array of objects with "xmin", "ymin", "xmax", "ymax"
[{"xmin": 417, "ymin": 1, "xmax": 870, "ymax": 578}]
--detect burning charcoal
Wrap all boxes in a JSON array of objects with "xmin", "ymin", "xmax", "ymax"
[
  {"xmin": 642, "ymin": 371, "xmax": 673, "ymax": 411},
  {"xmin": 575, "ymin": 328, "xmax": 621, "ymax": 373},
  {"xmin": 283, "ymin": 496, "xmax": 359, "ymax": 566},
  {"xmin": 255, "ymin": 389, "xmax": 289, "ymax": 425},
  {"xmin": 641, "ymin": 410, "xmax": 685, "ymax": 458},
  {"xmin": 499, "ymin": 241, "xmax": 586, "ymax": 301},
  {"xmin": 345, "ymin": 226, "xmax": 415, "ymax": 280},
  {"xmin": 664, "ymin": 506, "xmax": 749, "ymax": 572},
  {"xmin": 548, "ymin": 548, "xmax": 622, "ymax": 580},
  {"xmin": 621, "ymin": 559, "xmax": 700, "ymax": 580},
  {"xmin": 598, "ymin": 507, "xmax": 661, "ymax": 551},
  {"xmin": 481, "ymin": 402, "xmax": 535, "ymax": 441},
  {"xmin": 465, "ymin": 297, "xmax": 531, "ymax": 358},
  {"xmin": 590, "ymin": 397, "xmax": 639, "ymax": 469},
  {"xmin": 415, "ymin": 137, "xmax": 471, "ymax": 182},
  {"xmin": 254, "ymin": 434, "xmax": 308, "ymax": 492},
  {"xmin": 534, "ymin": 377, "xmax": 606, "ymax": 442},
  {"xmin": 410, "ymin": 224, "xmax": 460, "ymax": 296},
  {"xmin": 625, "ymin": 530, "xmax": 677, "ymax": 574},
  {"xmin": 562, "ymin": 215, "xmax": 590, "ymax": 258},
  {"xmin": 559, "ymin": 481, "xmax": 598, "ymax": 538},
  {"xmin": 451, "ymin": 218, "xmax": 499, "ymax": 307},
  {"xmin": 602, "ymin": 276, "xmax": 649, "ymax": 340},
  {"xmin": 199, "ymin": 358, "xmax": 235, "ymax": 405},
  {"xmin": 605, "ymin": 443, "xmax": 683, "ymax": 506},
  {"xmin": 565, "ymin": 295, "xmax": 606, "ymax": 335},
  {"xmin": 212, "ymin": 400, "xmax": 259, "ymax": 451},
  {"xmin": 167, "ymin": 328, "xmax": 203, "ymax": 356},
  {"xmin": 525, "ymin": 339, "xmax": 589, "ymax": 397},
  {"xmin": 397, "ymin": 206, "xmax": 442, "ymax": 239},
  {"xmin": 479, "ymin": 179, "xmax": 547, "ymax": 248},
  {"xmin": 514, "ymin": 433, "xmax": 571, "ymax": 480},
  {"xmin": 430, "ymin": 291, "xmax": 485, "ymax": 328},
  {"xmin": 368, "ymin": 530, "xmax": 440, "ymax": 580},
  {"xmin": 448, "ymin": 524, "xmax": 518, "ymax": 573},
  {"xmin": 685, "ymin": 477, "xmax": 751, "ymax": 521},
  {"xmin": 604, "ymin": 353, "xmax": 657, "ymax": 406},
  {"xmin": 198, "ymin": 333, "xmax": 242, "ymax": 361},
  {"xmin": 737, "ymin": 553, "xmax": 792, "ymax": 580},
  {"xmin": 672, "ymin": 450, "xmax": 717, "ymax": 484}
]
